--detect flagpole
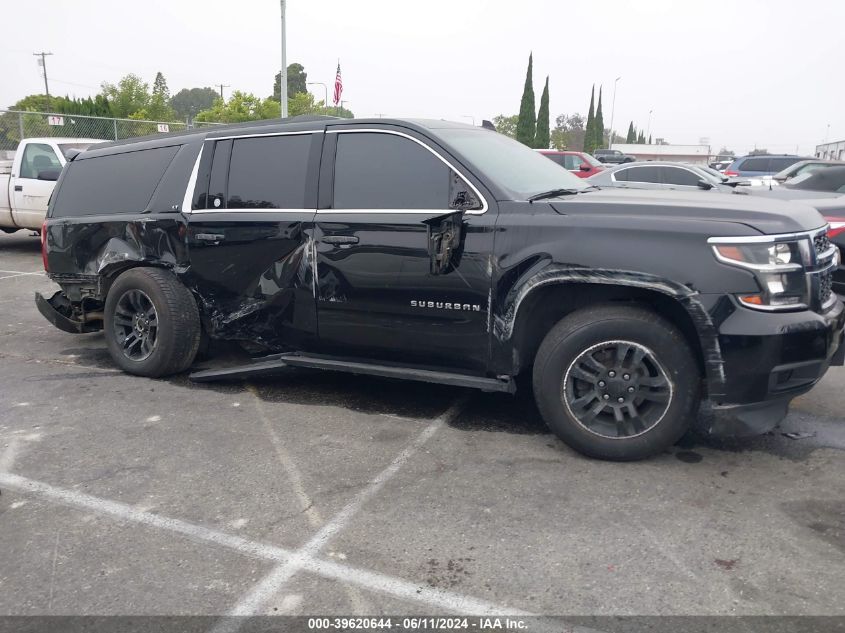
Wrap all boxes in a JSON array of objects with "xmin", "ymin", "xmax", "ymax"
[{"xmin": 280, "ymin": 0, "xmax": 288, "ymax": 118}]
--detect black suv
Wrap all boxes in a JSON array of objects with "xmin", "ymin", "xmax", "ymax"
[
  {"xmin": 593, "ymin": 148, "xmax": 636, "ymax": 164},
  {"xmin": 37, "ymin": 117, "xmax": 845, "ymax": 460}
]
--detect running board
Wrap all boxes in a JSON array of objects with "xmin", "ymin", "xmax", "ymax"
[{"xmin": 189, "ymin": 353, "xmax": 515, "ymax": 393}]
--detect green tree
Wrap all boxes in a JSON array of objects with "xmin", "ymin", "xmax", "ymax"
[
  {"xmin": 626, "ymin": 121, "xmax": 635, "ymax": 143},
  {"xmin": 492, "ymin": 114, "xmax": 518, "ymax": 138},
  {"xmin": 584, "ymin": 85, "xmax": 596, "ymax": 154},
  {"xmin": 648, "ymin": 134, "xmax": 652, "ymax": 145},
  {"xmin": 515, "ymin": 53, "xmax": 536, "ymax": 146},
  {"xmin": 534, "ymin": 76, "xmax": 550, "ymax": 149},
  {"xmin": 101, "ymin": 74, "xmax": 151, "ymax": 118},
  {"xmin": 143, "ymin": 72, "xmax": 176, "ymax": 121},
  {"xmin": 550, "ymin": 113, "xmax": 586, "ymax": 151},
  {"xmin": 170, "ymin": 87, "xmax": 219, "ymax": 121},
  {"xmin": 194, "ymin": 91, "xmax": 281, "ymax": 123},
  {"xmin": 594, "ymin": 86, "xmax": 605, "ymax": 150},
  {"xmin": 637, "ymin": 130, "xmax": 645, "ymax": 144},
  {"xmin": 273, "ymin": 63, "xmax": 308, "ymax": 102}
]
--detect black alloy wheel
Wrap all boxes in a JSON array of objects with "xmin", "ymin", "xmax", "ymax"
[
  {"xmin": 563, "ymin": 340, "xmax": 672, "ymax": 439},
  {"xmin": 112, "ymin": 289, "xmax": 159, "ymax": 361}
]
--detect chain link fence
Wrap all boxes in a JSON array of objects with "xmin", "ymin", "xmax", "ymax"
[{"xmin": 0, "ymin": 110, "xmax": 223, "ymax": 154}]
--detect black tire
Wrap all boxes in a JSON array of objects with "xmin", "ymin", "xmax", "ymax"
[
  {"xmin": 104, "ymin": 268, "xmax": 201, "ymax": 377},
  {"xmin": 532, "ymin": 304, "xmax": 699, "ymax": 461}
]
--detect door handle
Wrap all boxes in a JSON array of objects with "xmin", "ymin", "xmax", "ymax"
[
  {"xmin": 14, "ymin": 185, "xmax": 22, "ymax": 192},
  {"xmin": 322, "ymin": 235, "xmax": 359, "ymax": 245},
  {"xmin": 195, "ymin": 233, "xmax": 225, "ymax": 243}
]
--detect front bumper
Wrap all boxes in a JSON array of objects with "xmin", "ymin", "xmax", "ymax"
[{"xmin": 704, "ymin": 297, "xmax": 844, "ymax": 436}]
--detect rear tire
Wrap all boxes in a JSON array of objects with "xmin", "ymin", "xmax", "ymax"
[
  {"xmin": 104, "ymin": 268, "xmax": 201, "ymax": 377},
  {"xmin": 532, "ymin": 305, "xmax": 699, "ymax": 461}
]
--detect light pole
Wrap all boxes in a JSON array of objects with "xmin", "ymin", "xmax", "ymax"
[
  {"xmin": 608, "ymin": 76, "xmax": 621, "ymax": 148},
  {"xmin": 461, "ymin": 115, "xmax": 476, "ymax": 126},
  {"xmin": 646, "ymin": 109, "xmax": 653, "ymax": 141},
  {"xmin": 280, "ymin": 0, "xmax": 288, "ymax": 118},
  {"xmin": 308, "ymin": 82, "xmax": 328, "ymax": 111}
]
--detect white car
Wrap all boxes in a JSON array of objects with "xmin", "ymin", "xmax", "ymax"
[{"xmin": 1, "ymin": 137, "xmax": 103, "ymax": 233}]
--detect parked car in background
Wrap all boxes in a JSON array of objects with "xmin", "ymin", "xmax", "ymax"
[
  {"xmin": 772, "ymin": 159, "xmax": 845, "ymax": 184},
  {"xmin": 709, "ymin": 159, "xmax": 734, "ymax": 172},
  {"xmin": 593, "ymin": 148, "xmax": 636, "ymax": 164},
  {"xmin": 537, "ymin": 150, "xmax": 605, "ymax": 178},
  {"xmin": 724, "ymin": 154, "xmax": 807, "ymax": 178},
  {"xmin": 748, "ymin": 166, "xmax": 845, "ymax": 199},
  {"xmin": 587, "ymin": 161, "xmax": 735, "ymax": 192},
  {"xmin": 1, "ymin": 137, "xmax": 102, "ymax": 233}
]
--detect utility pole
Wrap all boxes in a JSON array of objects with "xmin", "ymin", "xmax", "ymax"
[
  {"xmin": 216, "ymin": 84, "xmax": 230, "ymax": 100},
  {"xmin": 33, "ymin": 51, "xmax": 53, "ymax": 98},
  {"xmin": 280, "ymin": 0, "xmax": 288, "ymax": 118},
  {"xmin": 608, "ymin": 76, "xmax": 620, "ymax": 149},
  {"xmin": 646, "ymin": 109, "xmax": 653, "ymax": 141}
]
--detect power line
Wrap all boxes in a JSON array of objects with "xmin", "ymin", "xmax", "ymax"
[{"xmin": 33, "ymin": 51, "xmax": 53, "ymax": 97}]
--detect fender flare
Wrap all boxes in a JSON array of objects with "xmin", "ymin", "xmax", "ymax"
[{"xmin": 494, "ymin": 266, "xmax": 726, "ymax": 395}]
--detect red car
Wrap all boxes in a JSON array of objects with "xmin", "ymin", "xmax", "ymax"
[{"xmin": 538, "ymin": 150, "xmax": 605, "ymax": 178}]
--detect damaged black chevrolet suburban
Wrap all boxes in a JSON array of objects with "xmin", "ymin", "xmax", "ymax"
[{"xmin": 36, "ymin": 117, "xmax": 845, "ymax": 460}]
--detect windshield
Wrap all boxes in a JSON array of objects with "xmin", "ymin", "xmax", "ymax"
[
  {"xmin": 58, "ymin": 142, "xmax": 96, "ymax": 159},
  {"xmin": 440, "ymin": 129, "xmax": 588, "ymax": 199}
]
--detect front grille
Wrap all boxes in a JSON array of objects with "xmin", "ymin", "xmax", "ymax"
[
  {"xmin": 815, "ymin": 233, "xmax": 831, "ymax": 255},
  {"xmin": 820, "ymin": 268, "xmax": 834, "ymax": 306}
]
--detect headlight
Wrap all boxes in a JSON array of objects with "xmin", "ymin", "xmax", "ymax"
[{"xmin": 711, "ymin": 237, "xmax": 811, "ymax": 310}]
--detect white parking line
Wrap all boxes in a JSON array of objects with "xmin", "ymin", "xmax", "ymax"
[
  {"xmin": 0, "ymin": 415, "xmax": 529, "ymax": 617},
  {"xmin": 0, "ymin": 269, "xmax": 45, "ymax": 276},
  {"xmin": 212, "ymin": 398, "xmax": 469, "ymax": 629}
]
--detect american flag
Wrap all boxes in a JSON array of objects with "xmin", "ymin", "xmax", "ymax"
[{"xmin": 332, "ymin": 63, "xmax": 343, "ymax": 107}]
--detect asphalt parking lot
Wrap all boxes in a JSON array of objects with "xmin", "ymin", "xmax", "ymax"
[{"xmin": 1, "ymin": 230, "xmax": 844, "ymax": 629}]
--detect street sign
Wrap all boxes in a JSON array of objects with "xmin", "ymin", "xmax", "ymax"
[
  {"xmin": 47, "ymin": 116, "xmax": 64, "ymax": 126},
  {"xmin": 157, "ymin": 124, "xmax": 170, "ymax": 133}
]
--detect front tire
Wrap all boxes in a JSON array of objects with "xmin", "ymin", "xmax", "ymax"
[
  {"xmin": 104, "ymin": 268, "xmax": 201, "ymax": 377},
  {"xmin": 532, "ymin": 305, "xmax": 699, "ymax": 461}
]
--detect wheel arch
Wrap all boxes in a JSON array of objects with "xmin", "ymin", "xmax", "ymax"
[{"xmin": 497, "ymin": 269, "xmax": 725, "ymax": 398}]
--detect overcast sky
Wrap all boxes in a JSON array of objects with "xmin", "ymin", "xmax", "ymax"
[{"xmin": 2, "ymin": 0, "xmax": 842, "ymax": 155}]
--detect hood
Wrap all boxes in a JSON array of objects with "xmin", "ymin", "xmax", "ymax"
[
  {"xmin": 742, "ymin": 187, "xmax": 844, "ymax": 201},
  {"xmin": 554, "ymin": 187, "xmax": 826, "ymax": 235}
]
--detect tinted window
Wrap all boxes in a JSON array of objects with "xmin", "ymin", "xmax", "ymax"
[
  {"xmin": 543, "ymin": 153, "xmax": 568, "ymax": 168},
  {"xmin": 227, "ymin": 134, "xmax": 311, "ymax": 209},
  {"xmin": 206, "ymin": 139, "xmax": 232, "ymax": 209},
  {"xmin": 20, "ymin": 143, "xmax": 61, "ymax": 179},
  {"xmin": 52, "ymin": 146, "xmax": 179, "ymax": 217},
  {"xmin": 613, "ymin": 168, "xmax": 629, "ymax": 181},
  {"xmin": 661, "ymin": 167, "xmax": 700, "ymax": 186},
  {"xmin": 737, "ymin": 157, "xmax": 770, "ymax": 172},
  {"xmin": 333, "ymin": 132, "xmax": 450, "ymax": 209},
  {"xmin": 621, "ymin": 166, "xmax": 660, "ymax": 183},
  {"xmin": 769, "ymin": 157, "xmax": 802, "ymax": 172}
]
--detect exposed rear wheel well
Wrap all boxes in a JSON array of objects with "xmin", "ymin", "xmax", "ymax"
[{"xmin": 511, "ymin": 283, "xmax": 705, "ymax": 382}]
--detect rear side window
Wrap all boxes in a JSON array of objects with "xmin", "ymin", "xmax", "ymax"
[
  {"xmin": 52, "ymin": 146, "xmax": 178, "ymax": 217},
  {"xmin": 618, "ymin": 166, "xmax": 660, "ymax": 183},
  {"xmin": 333, "ymin": 132, "xmax": 450, "ymax": 209},
  {"xmin": 225, "ymin": 134, "xmax": 312, "ymax": 209},
  {"xmin": 20, "ymin": 143, "xmax": 61, "ymax": 179},
  {"xmin": 737, "ymin": 157, "xmax": 770, "ymax": 172},
  {"xmin": 660, "ymin": 167, "xmax": 700, "ymax": 186},
  {"xmin": 769, "ymin": 157, "xmax": 801, "ymax": 172}
]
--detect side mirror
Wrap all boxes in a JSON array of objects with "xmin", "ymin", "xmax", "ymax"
[
  {"xmin": 579, "ymin": 163, "xmax": 591, "ymax": 172},
  {"xmin": 697, "ymin": 179, "xmax": 714, "ymax": 190},
  {"xmin": 37, "ymin": 169, "xmax": 61, "ymax": 181}
]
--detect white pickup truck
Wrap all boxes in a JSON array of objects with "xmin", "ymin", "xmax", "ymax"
[{"xmin": 1, "ymin": 137, "xmax": 102, "ymax": 233}]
